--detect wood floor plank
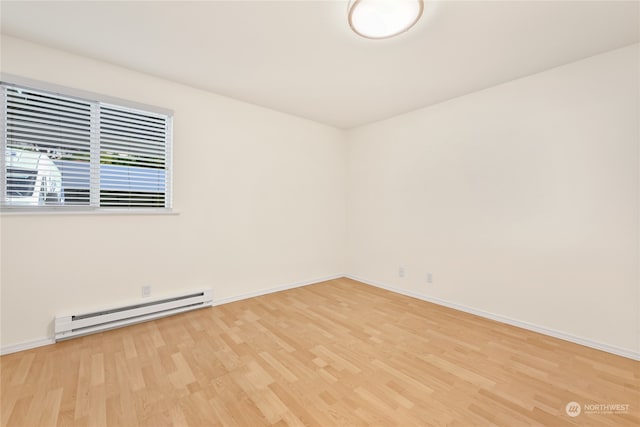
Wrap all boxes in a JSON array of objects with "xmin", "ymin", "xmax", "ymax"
[{"xmin": 1, "ymin": 278, "xmax": 638, "ymax": 426}]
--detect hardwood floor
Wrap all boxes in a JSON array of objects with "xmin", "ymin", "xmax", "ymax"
[{"xmin": 1, "ymin": 278, "xmax": 638, "ymax": 426}]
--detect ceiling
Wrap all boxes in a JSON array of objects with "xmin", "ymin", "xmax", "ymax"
[{"xmin": 1, "ymin": 1, "xmax": 638, "ymax": 129}]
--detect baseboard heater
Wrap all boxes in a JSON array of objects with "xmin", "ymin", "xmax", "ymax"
[{"xmin": 54, "ymin": 289, "xmax": 213, "ymax": 341}]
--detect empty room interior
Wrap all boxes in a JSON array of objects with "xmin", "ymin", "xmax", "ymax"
[{"xmin": 0, "ymin": 0, "xmax": 638, "ymax": 426}]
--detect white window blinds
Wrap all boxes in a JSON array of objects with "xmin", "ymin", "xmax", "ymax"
[{"xmin": 1, "ymin": 82, "xmax": 172, "ymax": 210}]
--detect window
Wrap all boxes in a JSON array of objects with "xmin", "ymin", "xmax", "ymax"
[{"xmin": 1, "ymin": 81, "xmax": 172, "ymax": 211}]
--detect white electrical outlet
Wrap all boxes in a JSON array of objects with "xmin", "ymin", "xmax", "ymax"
[
  {"xmin": 427, "ymin": 272, "xmax": 433, "ymax": 284},
  {"xmin": 399, "ymin": 267, "xmax": 405, "ymax": 278},
  {"xmin": 141, "ymin": 285, "xmax": 151, "ymax": 298}
]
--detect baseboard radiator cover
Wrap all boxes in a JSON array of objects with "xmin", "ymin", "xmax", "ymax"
[{"xmin": 54, "ymin": 289, "xmax": 213, "ymax": 341}]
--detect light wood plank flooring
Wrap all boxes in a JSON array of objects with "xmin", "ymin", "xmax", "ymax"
[{"xmin": 1, "ymin": 278, "xmax": 638, "ymax": 426}]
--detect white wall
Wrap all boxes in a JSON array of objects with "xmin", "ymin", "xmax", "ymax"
[
  {"xmin": 1, "ymin": 35, "xmax": 637, "ymax": 359},
  {"xmin": 0, "ymin": 36, "xmax": 347, "ymax": 349},
  {"xmin": 346, "ymin": 45, "xmax": 639, "ymax": 356}
]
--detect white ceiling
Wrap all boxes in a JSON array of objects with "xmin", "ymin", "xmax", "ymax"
[{"xmin": 1, "ymin": 1, "xmax": 638, "ymax": 129}]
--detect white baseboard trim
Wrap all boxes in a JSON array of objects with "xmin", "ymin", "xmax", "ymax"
[
  {"xmin": 212, "ymin": 274, "xmax": 345, "ymax": 307},
  {"xmin": 346, "ymin": 274, "xmax": 640, "ymax": 361},
  {"xmin": 8, "ymin": 274, "xmax": 634, "ymax": 361},
  {"xmin": 1, "ymin": 274, "xmax": 345, "ymax": 356},
  {"xmin": 1, "ymin": 337, "xmax": 55, "ymax": 356}
]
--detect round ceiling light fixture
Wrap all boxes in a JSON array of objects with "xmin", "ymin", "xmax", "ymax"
[{"xmin": 348, "ymin": 0, "xmax": 424, "ymax": 39}]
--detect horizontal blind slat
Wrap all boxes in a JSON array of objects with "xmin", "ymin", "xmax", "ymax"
[
  {"xmin": 100, "ymin": 128, "xmax": 166, "ymax": 142},
  {"xmin": 100, "ymin": 127, "xmax": 165, "ymax": 140},
  {"xmin": 7, "ymin": 121, "xmax": 91, "ymax": 138},
  {"xmin": 100, "ymin": 117, "xmax": 166, "ymax": 132},
  {"xmin": 6, "ymin": 134, "xmax": 91, "ymax": 148},
  {"xmin": 7, "ymin": 88, "xmax": 91, "ymax": 105},
  {"xmin": 101, "ymin": 106, "xmax": 166, "ymax": 123},
  {"xmin": 7, "ymin": 98, "xmax": 91, "ymax": 117},
  {"xmin": 7, "ymin": 110, "xmax": 93, "ymax": 128},
  {"xmin": 7, "ymin": 127, "xmax": 90, "ymax": 143}
]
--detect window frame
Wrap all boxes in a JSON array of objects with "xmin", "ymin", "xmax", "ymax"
[{"xmin": 0, "ymin": 74, "xmax": 174, "ymax": 215}]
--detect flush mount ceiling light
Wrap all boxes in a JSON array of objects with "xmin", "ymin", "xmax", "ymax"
[{"xmin": 348, "ymin": 0, "xmax": 424, "ymax": 39}]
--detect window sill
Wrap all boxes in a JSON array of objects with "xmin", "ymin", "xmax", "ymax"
[{"xmin": 0, "ymin": 208, "xmax": 179, "ymax": 216}]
